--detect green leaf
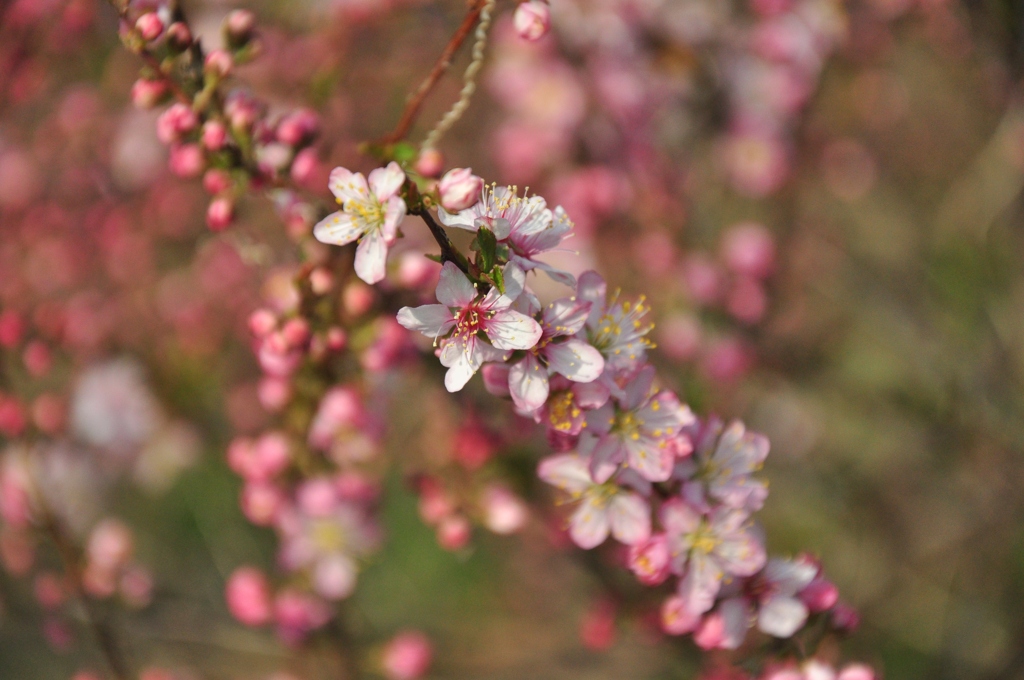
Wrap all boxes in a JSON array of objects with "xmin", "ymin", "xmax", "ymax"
[
  {"xmin": 391, "ymin": 142, "xmax": 418, "ymax": 163},
  {"xmin": 475, "ymin": 226, "xmax": 497, "ymax": 274},
  {"xmin": 491, "ymin": 265, "xmax": 505, "ymax": 295}
]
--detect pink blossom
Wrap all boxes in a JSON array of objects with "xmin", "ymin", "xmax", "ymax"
[
  {"xmin": 661, "ymin": 594, "xmax": 701, "ymax": 635},
  {"xmin": 382, "ymin": 631, "xmax": 433, "ymax": 680},
  {"xmin": 168, "ymin": 144, "xmax": 204, "ymax": 178},
  {"xmin": 397, "ymin": 262, "xmax": 541, "ymax": 392},
  {"xmin": 134, "ymin": 12, "xmax": 164, "ymax": 41},
  {"xmin": 438, "ymin": 167, "xmax": 483, "ymax": 212},
  {"xmin": 202, "ymin": 120, "xmax": 229, "ymax": 151},
  {"xmin": 537, "ymin": 453, "xmax": 650, "ymax": 549},
  {"xmin": 576, "ymin": 271, "xmax": 656, "ymax": 373},
  {"xmin": 414, "ymin": 148, "xmax": 444, "ymax": 177},
  {"xmin": 437, "ymin": 514, "xmax": 471, "ymax": 550},
  {"xmin": 314, "ymin": 163, "xmax": 407, "ymax": 284},
  {"xmin": 514, "ymin": 1, "xmax": 551, "ymax": 41},
  {"xmin": 507, "ymin": 295, "xmax": 604, "ymax": 412},
  {"xmin": 206, "ymin": 196, "xmax": 234, "ymax": 230},
  {"xmin": 481, "ymin": 485, "xmax": 528, "ymax": 534},
  {"xmin": 204, "ymin": 49, "xmax": 233, "ymax": 78},
  {"xmin": 679, "ymin": 419, "xmax": 770, "ymax": 512},
  {"xmin": 439, "ymin": 184, "xmax": 576, "ymax": 285},
  {"xmin": 156, "ymin": 103, "xmax": 198, "ymax": 145},
  {"xmin": 226, "ymin": 566, "xmax": 273, "ymax": 626},
  {"xmin": 130, "ymin": 79, "xmax": 168, "ymax": 109},
  {"xmin": 628, "ymin": 533, "xmax": 671, "ymax": 585},
  {"xmin": 579, "ymin": 365, "xmax": 693, "ymax": 483},
  {"xmin": 721, "ymin": 221, "xmax": 776, "ymax": 279}
]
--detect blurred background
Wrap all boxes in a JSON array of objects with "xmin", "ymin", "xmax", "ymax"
[{"xmin": 2, "ymin": 0, "xmax": 1024, "ymax": 678}]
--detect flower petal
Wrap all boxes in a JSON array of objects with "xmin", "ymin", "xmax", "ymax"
[
  {"xmin": 486, "ymin": 310, "xmax": 542, "ymax": 351},
  {"xmin": 368, "ymin": 161, "xmax": 405, "ymax": 200},
  {"xmin": 381, "ymin": 195, "xmax": 406, "ymax": 240},
  {"xmin": 537, "ymin": 453, "xmax": 593, "ymax": 494},
  {"xmin": 609, "ymin": 492, "xmax": 651, "ymax": 545},
  {"xmin": 569, "ymin": 494, "xmax": 610, "ymax": 549},
  {"xmin": 718, "ymin": 597, "xmax": 752, "ymax": 649},
  {"xmin": 576, "ymin": 270, "xmax": 607, "ymax": 326},
  {"xmin": 313, "ymin": 211, "xmax": 362, "ymax": 246},
  {"xmin": 436, "ymin": 262, "xmax": 476, "ymax": 307},
  {"xmin": 328, "ymin": 167, "xmax": 368, "ymax": 203},
  {"xmin": 543, "ymin": 298, "xmax": 592, "ymax": 337},
  {"xmin": 438, "ymin": 206, "xmax": 478, "ymax": 231},
  {"xmin": 508, "ymin": 354, "xmax": 550, "ymax": 413},
  {"xmin": 757, "ymin": 595, "xmax": 808, "ymax": 638},
  {"xmin": 396, "ymin": 304, "xmax": 454, "ymax": 337},
  {"xmin": 354, "ymin": 231, "xmax": 388, "ymax": 284},
  {"xmin": 678, "ymin": 552, "xmax": 723, "ymax": 616},
  {"xmin": 545, "ymin": 339, "xmax": 604, "ymax": 383}
]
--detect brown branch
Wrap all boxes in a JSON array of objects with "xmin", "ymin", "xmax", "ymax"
[
  {"xmin": 378, "ymin": 0, "xmax": 486, "ymax": 145},
  {"xmin": 413, "ymin": 208, "xmax": 474, "ymax": 276}
]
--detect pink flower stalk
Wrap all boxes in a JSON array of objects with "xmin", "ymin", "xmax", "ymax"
[
  {"xmin": 437, "ymin": 167, "xmax": 484, "ymax": 212},
  {"xmin": 513, "ymin": 0, "xmax": 551, "ymax": 41},
  {"xmin": 537, "ymin": 453, "xmax": 650, "ymax": 549},
  {"xmin": 575, "ymin": 271, "xmax": 656, "ymax": 374},
  {"xmin": 313, "ymin": 163, "xmax": 407, "ymax": 284},
  {"xmin": 225, "ymin": 566, "xmax": 273, "ymax": 626},
  {"xmin": 579, "ymin": 365, "xmax": 693, "ymax": 483},
  {"xmin": 679, "ymin": 419, "xmax": 770, "ymax": 512},
  {"xmin": 397, "ymin": 262, "xmax": 542, "ymax": 392},
  {"xmin": 382, "ymin": 631, "xmax": 433, "ymax": 680},
  {"xmin": 662, "ymin": 499, "xmax": 766, "ymax": 618},
  {"xmin": 439, "ymin": 184, "xmax": 576, "ymax": 285},
  {"xmin": 507, "ymin": 295, "xmax": 604, "ymax": 412}
]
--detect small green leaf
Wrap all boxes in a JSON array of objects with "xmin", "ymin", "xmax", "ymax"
[
  {"xmin": 475, "ymin": 227, "xmax": 497, "ymax": 273},
  {"xmin": 491, "ymin": 265, "xmax": 505, "ymax": 295},
  {"xmin": 391, "ymin": 142, "xmax": 418, "ymax": 163}
]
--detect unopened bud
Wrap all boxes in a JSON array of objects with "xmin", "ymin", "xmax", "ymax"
[
  {"xmin": 224, "ymin": 9, "xmax": 256, "ymax": 47},
  {"xmin": 206, "ymin": 196, "xmax": 234, "ymax": 231},
  {"xmin": 165, "ymin": 21, "xmax": 192, "ymax": 50},
  {"xmin": 134, "ymin": 12, "xmax": 164, "ymax": 41},
  {"xmin": 414, "ymin": 148, "xmax": 444, "ymax": 177},
  {"xmin": 204, "ymin": 49, "xmax": 234, "ymax": 79},
  {"xmin": 202, "ymin": 120, "xmax": 229, "ymax": 151},
  {"xmin": 438, "ymin": 167, "xmax": 483, "ymax": 212},
  {"xmin": 130, "ymin": 78, "xmax": 169, "ymax": 109},
  {"xmin": 514, "ymin": 1, "xmax": 551, "ymax": 41}
]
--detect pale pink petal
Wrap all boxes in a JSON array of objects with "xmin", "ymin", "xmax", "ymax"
[
  {"xmin": 481, "ymin": 363, "xmax": 511, "ymax": 396},
  {"xmin": 437, "ymin": 206, "xmax": 480, "ymax": 231},
  {"xmin": 524, "ymin": 258, "xmax": 577, "ymax": 287},
  {"xmin": 368, "ymin": 161, "xmax": 405, "ymax": 200},
  {"xmin": 501, "ymin": 262, "xmax": 527, "ymax": 301},
  {"xmin": 586, "ymin": 433, "xmax": 626, "ymax": 484},
  {"xmin": 381, "ymin": 196, "xmax": 406, "ymax": 240},
  {"xmin": 608, "ymin": 492, "xmax": 651, "ymax": 545},
  {"xmin": 314, "ymin": 554, "xmax": 357, "ymax": 600},
  {"xmin": 329, "ymin": 167, "xmax": 368, "ymax": 203},
  {"xmin": 537, "ymin": 453, "xmax": 593, "ymax": 494},
  {"xmin": 764, "ymin": 558, "xmax": 817, "ymax": 594},
  {"xmin": 573, "ymin": 380, "xmax": 610, "ymax": 409},
  {"xmin": 543, "ymin": 298, "xmax": 591, "ymax": 336},
  {"xmin": 354, "ymin": 231, "xmax": 388, "ymax": 284},
  {"xmin": 837, "ymin": 664, "xmax": 875, "ymax": 680},
  {"xmin": 486, "ymin": 310, "xmax": 542, "ymax": 351},
  {"xmin": 478, "ymin": 216, "xmax": 512, "ymax": 241},
  {"xmin": 716, "ymin": 529, "xmax": 766, "ymax": 577},
  {"xmin": 443, "ymin": 352, "xmax": 476, "ymax": 392},
  {"xmin": 678, "ymin": 552, "xmax": 723, "ymax": 616},
  {"xmin": 313, "ymin": 211, "xmax": 362, "ymax": 246},
  {"xmin": 568, "ymin": 495, "xmax": 610, "ymax": 549},
  {"xmin": 661, "ymin": 594, "xmax": 701, "ymax": 635},
  {"xmin": 805, "ymin": 661, "xmax": 838, "ymax": 680},
  {"xmin": 757, "ymin": 594, "xmax": 808, "ymax": 638},
  {"xmin": 625, "ymin": 437, "xmax": 674, "ymax": 482},
  {"xmin": 545, "ymin": 339, "xmax": 604, "ymax": 383},
  {"xmin": 396, "ymin": 305, "xmax": 454, "ymax": 337},
  {"xmin": 660, "ymin": 498, "xmax": 702, "ymax": 535},
  {"xmin": 508, "ymin": 354, "xmax": 549, "ymax": 412},
  {"xmin": 621, "ymin": 364, "xmax": 655, "ymax": 410},
  {"xmin": 718, "ymin": 597, "xmax": 752, "ymax": 649},
  {"xmin": 435, "ymin": 262, "xmax": 476, "ymax": 307},
  {"xmin": 576, "ymin": 270, "xmax": 607, "ymax": 326}
]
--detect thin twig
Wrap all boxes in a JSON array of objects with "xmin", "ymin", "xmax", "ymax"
[
  {"xmin": 413, "ymin": 208, "xmax": 474, "ymax": 276},
  {"xmin": 378, "ymin": 0, "xmax": 486, "ymax": 145}
]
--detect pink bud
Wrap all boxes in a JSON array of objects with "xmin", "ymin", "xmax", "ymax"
[
  {"xmin": 87, "ymin": 519, "xmax": 134, "ymax": 573},
  {"xmin": 580, "ymin": 599, "xmax": 616, "ymax": 651},
  {"xmin": 693, "ymin": 611, "xmax": 727, "ymax": 649},
  {"xmin": 204, "ymin": 49, "xmax": 233, "ymax": 78},
  {"xmin": 417, "ymin": 481, "xmax": 454, "ymax": 525},
  {"xmin": 281, "ymin": 318, "xmax": 310, "ymax": 348},
  {"xmin": 514, "ymin": 1, "xmax": 551, "ymax": 41},
  {"xmin": 248, "ymin": 308, "xmax": 277, "ymax": 337},
  {"xmin": 396, "ymin": 252, "xmax": 439, "ymax": 290},
  {"xmin": 627, "ymin": 534, "xmax": 671, "ymax": 586},
  {"xmin": 257, "ymin": 376, "xmax": 291, "ymax": 412},
  {"xmin": 436, "ymin": 515, "xmax": 471, "ymax": 551},
  {"xmin": 22, "ymin": 341, "xmax": 51, "ymax": 377},
  {"xmin": 34, "ymin": 572, "xmax": 67, "ymax": 609},
  {"xmin": 240, "ymin": 482, "xmax": 283, "ymax": 526},
  {"xmin": 721, "ymin": 222, "xmax": 775, "ymax": 279},
  {"xmin": 831, "ymin": 602, "xmax": 860, "ymax": 633},
  {"xmin": 130, "ymin": 78, "xmax": 169, "ymax": 109},
  {"xmin": 202, "ymin": 120, "xmax": 229, "ymax": 151},
  {"xmin": 325, "ymin": 327, "xmax": 347, "ymax": 351},
  {"xmin": 725, "ymin": 277, "xmax": 767, "ymax": 324},
  {"xmin": 206, "ymin": 197, "xmax": 234, "ymax": 231},
  {"xmin": 254, "ymin": 431, "xmax": 291, "ymax": 478},
  {"xmin": 134, "ymin": 12, "xmax": 164, "ymax": 41},
  {"xmin": 31, "ymin": 393, "xmax": 64, "ymax": 434},
  {"xmin": 119, "ymin": 565, "xmax": 153, "ymax": 607},
  {"xmin": 482, "ymin": 485, "xmax": 527, "ymax": 535},
  {"xmin": 203, "ymin": 168, "xmax": 232, "ymax": 195},
  {"xmin": 169, "ymin": 143, "xmax": 205, "ymax": 178},
  {"xmin": 660, "ymin": 595, "xmax": 700, "ymax": 635},
  {"xmin": 226, "ymin": 566, "xmax": 272, "ymax": 626},
  {"xmin": 224, "ymin": 9, "xmax": 256, "ymax": 44},
  {"xmin": 309, "ymin": 268, "xmax": 334, "ymax": 295},
  {"xmin": 414, "ymin": 148, "xmax": 444, "ymax": 177},
  {"xmin": 0, "ymin": 398, "xmax": 26, "ymax": 437},
  {"xmin": 290, "ymin": 148, "xmax": 320, "ymax": 186},
  {"xmin": 296, "ymin": 478, "xmax": 338, "ymax": 517},
  {"xmin": 274, "ymin": 589, "xmax": 330, "ymax": 638},
  {"xmin": 481, "ymin": 363, "xmax": 511, "ymax": 397},
  {"xmin": 453, "ymin": 422, "xmax": 496, "ymax": 470},
  {"xmin": 165, "ymin": 21, "xmax": 192, "ymax": 50},
  {"xmin": 277, "ymin": 109, "xmax": 319, "ymax": 146},
  {"xmin": 382, "ymin": 631, "xmax": 433, "ymax": 680},
  {"xmin": 343, "ymin": 282, "xmax": 375, "ymax": 316},
  {"xmin": 438, "ymin": 167, "xmax": 483, "ymax": 212},
  {"xmin": 0, "ymin": 311, "xmax": 24, "ymax": 347},
  {"xmin": 799, "ymin": 577, "xmax": 839, "ymax": 612},
  {"xmin": 681, "ymin": 254, "xmax": 722, "ymax": 305},
  {"xmin": 156, "ymin": 103, "xmax": 198, "ymax": 145}
]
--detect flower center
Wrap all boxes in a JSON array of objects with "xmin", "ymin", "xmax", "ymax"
[
  {"xmin": 547, "ymin": 390, "xmax": 581, "ymax": 432},
  {"xmin": 688, "ymin": 523, "xmax": 720, "ymax": 556}
]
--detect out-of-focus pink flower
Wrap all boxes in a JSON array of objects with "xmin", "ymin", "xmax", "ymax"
[
  {"xmin": 241, "ymin": 482, "xmax": 284, "ymax": 526},
  {"xmin": 291, "ymin": 148, "xmax": 320, "ymax": 186},
  {"xmin": 661, "ymin": 594, "xmax": 701, "ymax": 635},
  {"xmin": 438, "ymin": 168, "xmax": 483, "ymax": 212},
  {"xmin": 156, "ymin": 103, "xmax": 199, "ymax": 145},
  {"xmin": 169, "ymin": 144, "xmax": 205, "ymax": 178},
  {"xmin": 130, "ymin": 79, "xmax": 169, "ymax": 109},
  {"xmin": 481, "ymin": 485, "xmax": 528, "ymax": 534},
  {"xmin": 202, "ymin": 120, "xmax": 229, "ymax": 151},
  {"xmin": 227, "ymin": 432, "xmax": 290, "ymax": 482},
  {"xmin": 580, "ymin": 599, "xmax": 617, "ymax": 650},
  {"xmin": 224, "ymin": 9, "xmax": 256, "ymax": 45},
  {"xmin": 628, "ymin": 533, "xmax": 672, "ymax": 585},
  {"xmin": 382, "ymin": 631, "xmax": 433, "ymax": 680},
  {"xmin": 226, "ymin": 566, "xmax": 273, "ymax": 626},
  {"xmin": 277, "ymin": 109, "xmax": 319, "ymax": 146},
  {"xmin": 437, "ymin": 514, "xmax": 471, "ymax": 550},
  {"xmin": 722, "ymin": 222, "xmax": 776, "ymax": 279},
  {"xmin": 414, "ymin": 149, "xmax": 444, "ymax": 177}
]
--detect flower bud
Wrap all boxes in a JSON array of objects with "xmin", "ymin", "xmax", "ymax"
[
  {"xmin": 276, "ymin": 109, "xmax": 319, "ymax": 147},
  {"xmin": 156, "ymin": 103, "xmax": 199, "ymax": 145},
  {"xmin": 130, "ymin": 78, "xmax": 169, "ymax": 109},
  {"xmin": 134, "ymin": 12, "xmax": 164, "ymax": 41},
  {"xmin": 438, "ymin": 167, "xmax": 483, "ymax": 212},
  {"xmin": 436, "ymin": 515, "xmax": 471, "ymax": 551},
  {"xmin": 202, "ymin": 120, "xmax": 229, "ymax": 151},
  {"xmin": 165, "ymin": 21, "xmax": 192, "ymax": 50},
  {"xmin": 290, "ymin": 148, "xmax": 320, "ymax": 186},
  {"xmin": 206, "ymin": 196, "xmax": 234, "ymax": 231},
  {"xmin": 224, "ymin": 9, "xmax": 256, "ymax": 46},
  {"xmin": 482, "ymin": 485, "xmax": 527, "ymax": 535},
  {"xmin": 248, "ymin": 308, "xmax": 277, "ymax": 337},
  {"xmin": 203, "ymin": 168, "xmax": 232, "ymax": 195},
  {"xmin": 628, "ymin": 534, "xmax": 671, "ymax": 585},
  {"xmin": 257, "ymin": 376, "xmax": 291, "ymax": 412},
  {"xmin": 240, "ymin": 482, "xmax": 283, "ymax": 525},
  {"xmin": 204, "ymin": 49, "xmax": 233, "ymax": 79},
  {"xmin": 382, "ymin": 631, "xmax": 433, "ymax": 680},
  {"xmin": 169, "ymin": 143, "xmax": 205, "ymax": 178},
  {"xmin": 414, "ymin": 148, "xmax": 444, "ymax": 177},
  {"xmin": 514, "ymin": 1, "xmax": 551, "ymax": 41},
  {"xmin": 226, "ymin": 566, "xmax": 272, "ymax": 626}
]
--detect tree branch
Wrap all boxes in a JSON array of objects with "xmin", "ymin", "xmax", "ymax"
[
  {"xmin": 378, "ymin": 0, "xmax": 486, "ymax": 145},
  {"xmin": 412, "ymin": 208, "xmax": 474, "ymax": 276}
]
